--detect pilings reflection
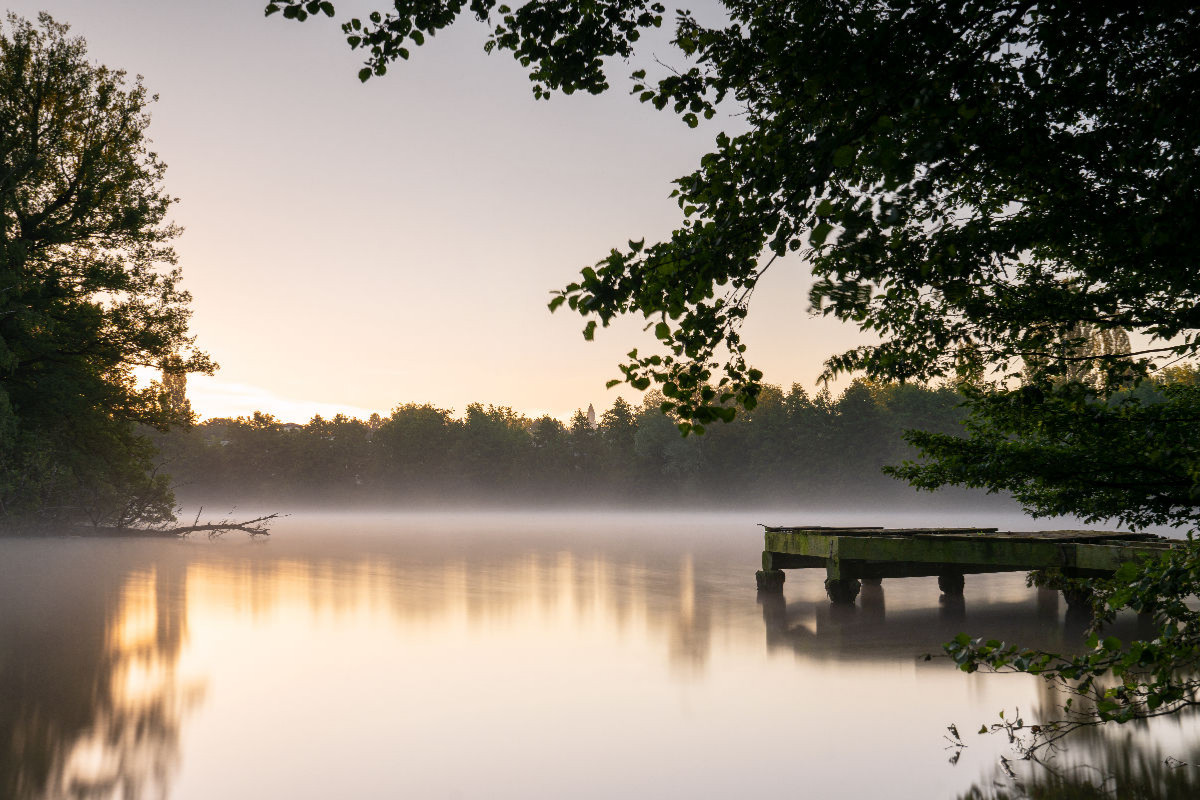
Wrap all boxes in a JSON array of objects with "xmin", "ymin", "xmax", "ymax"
[{"xmin": 757, "ymin": 576, "xmax": 1151, "ymax": 665}]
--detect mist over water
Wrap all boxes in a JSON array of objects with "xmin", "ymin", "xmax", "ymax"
[{"xmin": 2, "ymin": 508, "xmax": 1195, "ymax": 799}]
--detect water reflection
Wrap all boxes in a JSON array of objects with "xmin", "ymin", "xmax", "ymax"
[
  {"xmin": 762, "ymin": 585, "xmax": 1057, "ymax": 662},
  {"xmin": 0, "ymin": 544, "xmax": 199, "ymax": 800},
  {"xmin": 0, "ymin": 513, "xmax": 1196, "ymax": 799},
  {"xmin": 182, "ymin": 547, "xmax": 724, "ymax": 679}
]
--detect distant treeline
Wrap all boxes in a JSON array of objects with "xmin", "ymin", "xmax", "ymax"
[{"xmin": 153, "ymin": 381, "xmax": 1002, "ymax": 507}]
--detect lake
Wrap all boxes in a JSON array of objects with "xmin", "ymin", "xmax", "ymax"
[{"xmin": 2, "ymin": 509, "xmax": 1196, "ymax": 799}]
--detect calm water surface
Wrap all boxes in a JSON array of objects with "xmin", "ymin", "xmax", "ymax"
[{"xmin": 2, "ymin": 510, "xmax": 1197, "ymax": 799}]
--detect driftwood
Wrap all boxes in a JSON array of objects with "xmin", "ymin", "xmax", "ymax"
[{"xmin": 163, "ymin": 510, "xmax": 280, "ymax": 539}]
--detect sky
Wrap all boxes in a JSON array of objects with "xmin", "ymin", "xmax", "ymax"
[{"xmin": 8, "ymin": 0, "xmax": 868, "ymax": 422}]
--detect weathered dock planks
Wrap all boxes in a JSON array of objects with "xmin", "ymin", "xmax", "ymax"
[{"xmin": 757, "ymin": 525, "xmax": 1181, "ymax": 604}]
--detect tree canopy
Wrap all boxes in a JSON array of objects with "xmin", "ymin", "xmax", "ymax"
[{"xmin": 0, "ymin": 13, "xmax": 210, "ymax": 526}]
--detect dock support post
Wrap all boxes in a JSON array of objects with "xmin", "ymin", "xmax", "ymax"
[
  {"xmin": 758, "ymin": 552, "xmax": 785, "ymax": 592},
  {"xmin": 756, "ymin": 570, "xmax": 785, "ymax": 593},
  {"xmin": 824, "ymin": 577, "xmax": 861, "ymax": 605},
  {"xmin": 938, "ymin": 572, "xmax": 965, "ymax": 596}
]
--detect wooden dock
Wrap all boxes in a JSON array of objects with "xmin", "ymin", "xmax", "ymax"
[{"xmin": 757, "ymin": 525, "xmax": 1181, "ymax": 604}]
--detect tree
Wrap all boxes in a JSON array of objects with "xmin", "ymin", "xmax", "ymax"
[
  {"xmin": 567, "ymin": 406, "xmax": 602, "ymax": 486},
  {"xmin": 0, "ymin": 14, "xmax": 210, "ymax": 526},
  {"xmin": 528, "ymin": 413, "xmax": 572, "ymax": 492},
  {"xmin": 598, "ymin": 395, "xmax": 636, "ymax": 450},
  {"xmin": 452, "ymin": 403, "xmax": 532, "ymax": 492},
  {"xmin": 373, "ymin": 403, "xmax": 459, "ymax": 494},
  {"xmin": 273, "ymin": 0, "xmax": 1200, "ymax": 746},
  {"xmin": 154, "ymin": 354, "xmax": 193, "ymax": 421}
]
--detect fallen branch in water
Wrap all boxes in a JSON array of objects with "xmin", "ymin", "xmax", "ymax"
[
  {"xmin": 163, "ymin": 511, "xmax": 280, "ymax": 538},
  {"xmin": 1, "ymin": 508, "xmax": 283, "ymax": 538}
]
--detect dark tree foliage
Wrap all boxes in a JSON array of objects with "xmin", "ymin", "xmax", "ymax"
[
  {"xmin": 264, "ymin": 0, "xmax": 666, "ymax": 97},
  {"xmin": 0, "ymin": 14, "xmax": 210, "ymax": 527},
  {"xmin": 893, "ymin": 379, "xmax": 1200, "ymax": 531}
]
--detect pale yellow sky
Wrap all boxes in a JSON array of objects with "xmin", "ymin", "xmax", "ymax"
[{"xmin": 15, "ymin": 0, "xmax": 867, "ymax": 422}]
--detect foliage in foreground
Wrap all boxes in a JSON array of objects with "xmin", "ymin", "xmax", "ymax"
[{"xmin": 0, "ymin": 14, "xmax": 209, "ymax": 528}]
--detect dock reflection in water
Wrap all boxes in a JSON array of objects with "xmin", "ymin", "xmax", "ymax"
[{"xmin": 0, "ymin": 511, "xmax": 1196, "ymax": 799}]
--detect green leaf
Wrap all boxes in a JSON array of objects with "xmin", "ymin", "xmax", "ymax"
[{"xmin": 810, "ymin": 221, "xmax": 834, "ymax": 246}]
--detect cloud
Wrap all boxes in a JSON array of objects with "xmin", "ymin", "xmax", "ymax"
[{"xmin": 186, "ymin": 375, "xmax": 380, "ymax": 423}]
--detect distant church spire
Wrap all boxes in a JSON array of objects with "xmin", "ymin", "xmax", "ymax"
[{"xmin": 586, "ymin": 403, "xmax": 597, "ymax": 429}]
